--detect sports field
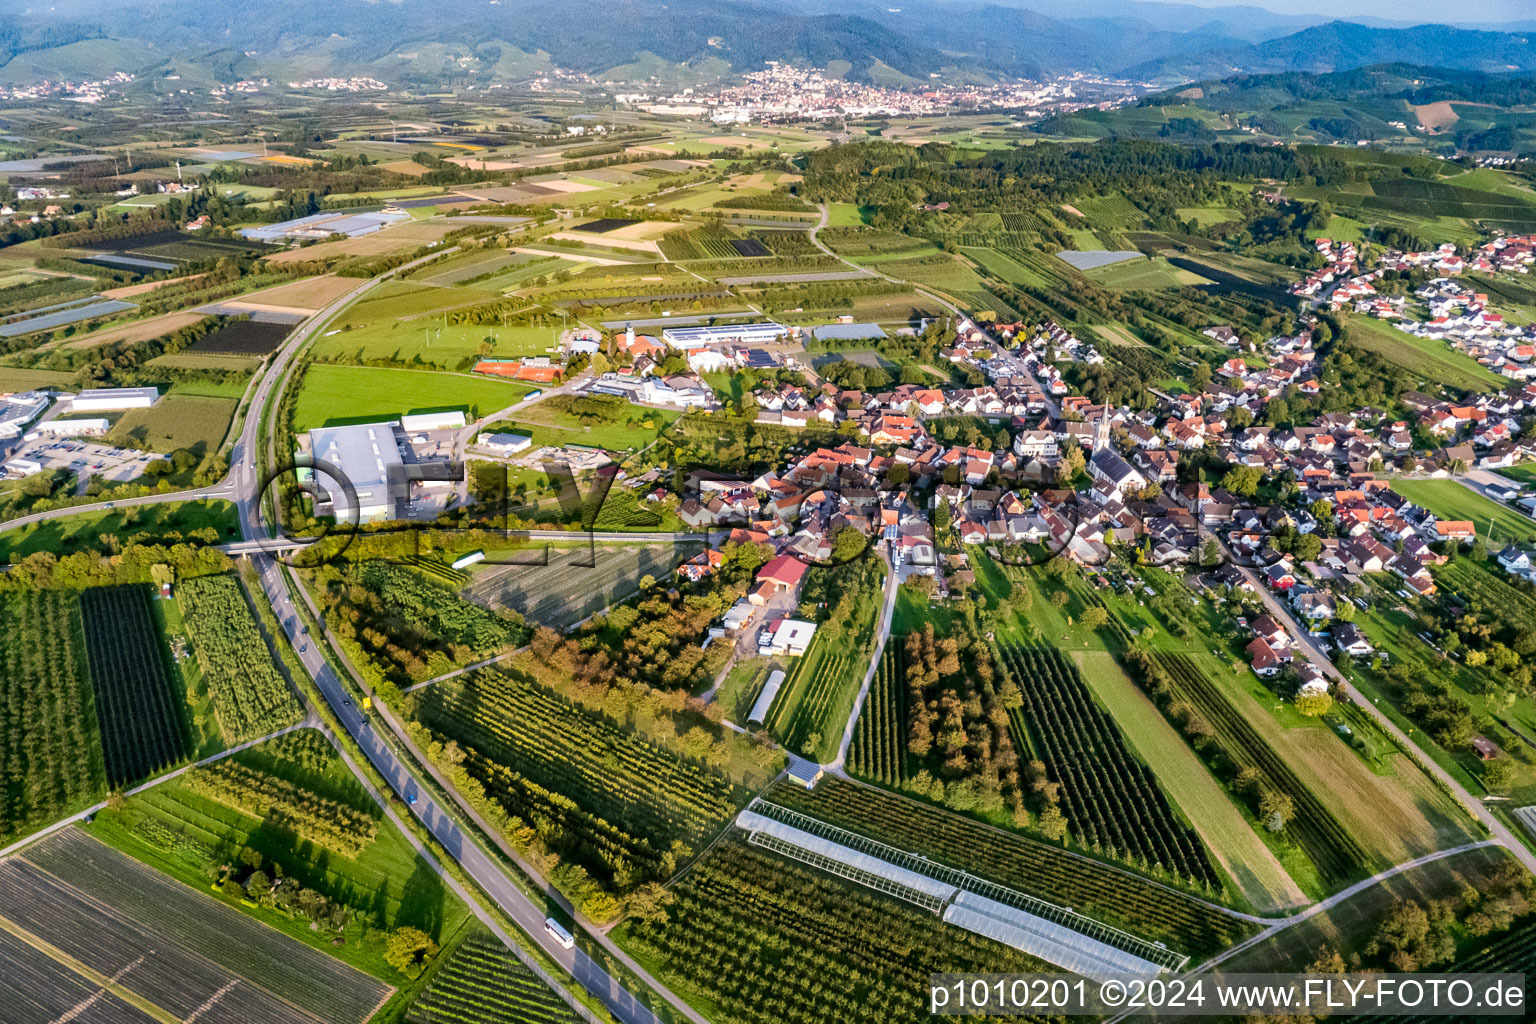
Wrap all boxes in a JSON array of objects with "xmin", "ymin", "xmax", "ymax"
[{"xmin": 293, "ymin": 364, "xmax": 534, "ymax": 429}]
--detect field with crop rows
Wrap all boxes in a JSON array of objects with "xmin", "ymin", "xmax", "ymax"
[
  {"xmin": 846, "ymin": 644, "xmax": 907, "ymax": 786},
  {"xmin": 1154, "ymin": 652, "xmax": 1367, "ymax": 886},
  {"xmin": 464, "ymin": 543, "xmax": 695, "ymax": 629},
  {"xmin": 406, "ymin": 933, "xmax": 583, "ymax": 1024},
  {"xmin": 767, "ymin": 776, "xmax": 1255, "ymax": 957},
  {"xmin": 618, "ymin": 837, "xmax": 1054, "ymax": 1024},
  {"xmin": 177, "ymin": 575, "xmax": 304, "ymax": 742},
  {"xmin": 1433, "ymin": 558, "xmax": 1536, "ymax": 631},
  {"xmin": 1372, "ymin": 917, "xmax": 1536, "ymax": 1024},
  {"xmin": 79, "ymin": 585, "xmax": 188, "ymax": 786},
  {"xmin": 998, "ymin": 644, "xmax": 1220, "ymax": 891},
  {"xmin": 105, "ymin": 393, "xmax": 238, "ymax": 454},
  {"xmin": 188, "ymin": 318, "xmax": 292, "ymax": 356},
  {"xmin": 418, "ymin": 668, "xmax": 748, "ymax": 890},
  {"xmin": 765, "ymin": 635, "xmax": 856, "ymax": 761},
  {"xmin": 184, "ymin": 759, "xmax": 379, "ymax": 856},
  {"xmin": 0, "ymin": 591, "xmax": 103, "ymax": 842},
  {"xmin": 0, "ymin": 923, "xmax": 162, "ymax": 1024},
  {"xmin": 0, "ymin": 828, "xmax": 390, "ymax": 1024}
]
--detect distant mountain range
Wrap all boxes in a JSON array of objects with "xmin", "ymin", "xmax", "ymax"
[{"xmin": 3, "ymin": 0, "xmax": 1536, "ymax": 88}]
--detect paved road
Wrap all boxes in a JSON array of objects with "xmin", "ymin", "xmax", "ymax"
[
  {"xmin": 0, "ymin": 719, "xmax": 314, "ymax": 861},
  {"xmin": 217, "ymin": 249, "xmax": 683, "ymax": 1024},
  {"xmin": 221, "ymin": 528, "xmax": 714, "ymax": 557},
  {"xmin": 0, "ymin": 484, "xmax": 236, "ymax": 535},
  {"xmin": 1234, "ymin": 560, "xmax": 1536, "ymax": 878}
]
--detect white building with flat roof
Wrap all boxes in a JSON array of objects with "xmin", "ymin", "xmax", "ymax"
[
  {"xmin": 400, "ymin": 410, "xmax": 466, "ymax": 432},
  {"xmin": 762, "ymin": 618, "xmax": 817, "ymax": 656},
  {"xmin": 0, "ymin": 391, "xmax": 49, "ymax": 439},
  {"xmin": 661, "ymin": 322, "xmax": 788, "ymax": 350},
  {"xmin": 308, "ymin": 421, "xmax": 403, "ymax": 523},
  {"xmin": 71, "ymin": 386, "xmax": 158, "ymax": 412},
  {"xmin": 36, "ymin": 417, "xmax": 109, "ymax": 436},
  {"xmin": 478, "ymin": 432, "xmax": 533, "ymax": 455}
]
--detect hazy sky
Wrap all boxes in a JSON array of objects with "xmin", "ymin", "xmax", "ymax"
[{"xmin": 1149, "ymin": 0, "xmax": 1531, "ymax": 22}]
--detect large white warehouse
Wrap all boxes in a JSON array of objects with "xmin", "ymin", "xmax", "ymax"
[
  {"xmin": 70, "ymin": 386, "xmax": 159, "ymax": 412},
  {"xmin": 660, "ymin": 322, "xmax": 788, "ymax": 350}
]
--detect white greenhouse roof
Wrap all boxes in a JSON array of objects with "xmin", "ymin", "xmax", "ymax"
[
  {"xmin": 735, "ymin": 809, "xmax": 958, "ymax": 904},
  {"xmin": 944, "ymin": 890, "xmax": 1163, "ymax": 978}
]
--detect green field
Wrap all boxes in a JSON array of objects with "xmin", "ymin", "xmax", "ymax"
[
  {"xmin": 502, "ymin": 394, "xmax": 680, "ymax": 453},
  {"xmin": 1083, "ymin": 255, "xmax": 1211, "ymax": 291},
  {"xmin": 83, "ymin": 728, "xmax": 472, "ymax": 984},
  {"xmin": 766, "ymin": 576, "xmax": 884, "ymax": 764},
  {"xmin": 293, "ymin": 364, "xmax": 534, "ymax": 430},
  {"xmin": 107, "ymin": 394, "xmax": 238, "ymax": 454},
  {"xmin": 1345, "ymin": 315, "xmax": 1507, "ymax": 393},
  {"xmin": 824, "ymin": 202, "xmax": 872, "ymax": 227},
  {"xmin": 0, "ymin": 500, "xmax": 241, "ymax": 560},
  {"xmin": 0, "ymin": 365, "xmax": 76, "ymax": 390},
  {"xmin": 1390, "ymin": 478, "xmax": 1536, "ymax": 547},
  {"xmin": 309, "ymin": 278, "xmax": 561, "ymax": 369}
]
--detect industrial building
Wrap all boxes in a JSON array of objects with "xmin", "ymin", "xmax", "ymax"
[
  {"xmin": 400, "ymin": 410, "xmax": 466, "ymax": 432},
  {"xmin": 0, "ymin": 391, "xmax": 49, "ymax": 440},
  {"xmin": 36, "ymin": 418, "xmax": 109, "ymax": 436},
  {"xmin": 70, "ymin": 386, "xmax": 158, "ymax": 412},
  {"xmin": 661, "ymin": 322, "xmax": 788, "ymax": 350},
  {"xmin": 307, "ymin": 421, "xmax": 403, "ymax": 523},
  {"xmin": 811, "ymin": 322, "xmax": 887, "ymax": 342},
  {"xmin": 240, "ymin": 209, "xmax": 409, "ymax": 243}
]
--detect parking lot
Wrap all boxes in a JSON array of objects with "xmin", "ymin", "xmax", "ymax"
[{"xmin": 2, "ymin": 437, "xmax": 164, "ymax": 485}]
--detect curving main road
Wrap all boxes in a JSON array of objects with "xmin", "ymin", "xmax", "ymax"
[{"xmin": 212, "ymin": 249, "xmax": 684, "ymax": 1024}]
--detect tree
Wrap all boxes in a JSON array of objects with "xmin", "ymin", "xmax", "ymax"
[
  {"xmin": 1081, "ymin": 607, "xmax": 1108, "ymax": 630},
  {"xmin": 1036, "ymin": 803, "xmax": 1068, "ymax": 842},
  {"xmin": 1050, "ymin": 590, "xmax": 1070, "ymax": 608},
  {"xmin": 831, "ymin": 525, "xmax": 867, "ymax": 564},
  {"xmin": 1365, "ymin": 899, "xmax": 1456, "ymax": 972},
  {"xmin": 1201, "ymin": 538, "xmax": 1222, "ymax": 567},
  {"xmin": 1482, "ymin": 757, "xmax": 1515, "ymax": 793},
  {"xmin": 1221, "ymin": 466, "xmax": 1262, "ymax": 498},
  {"xmin": 1295, "ymin": 692, "xmax": 1333, "ymax": 717},
  {"xmin": 1189, "ymin": 361, "xmax": 1212, "ymax": 393},
  {"xmin": 384, "ymin": 927, "xmax": 439, "ymax": 978},
  {"xmin": 933, "ymin": 499, "xmax": 952, "ymax": 538},
  {"xmin": 1258, "ymin": 788, "xmax": 1294, "ymax": 831}
]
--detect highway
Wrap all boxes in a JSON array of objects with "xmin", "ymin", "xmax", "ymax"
[{"xmin": 213, "ymin": 249, "xmax": 684, "ymax": 1024}]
